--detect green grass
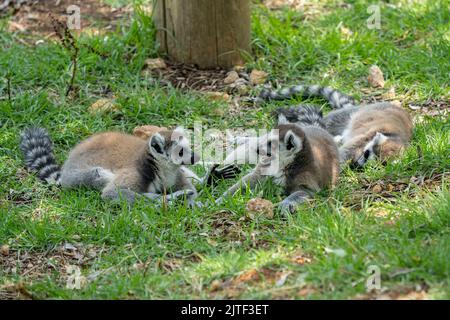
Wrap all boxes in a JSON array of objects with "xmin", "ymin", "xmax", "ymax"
[{"xmin": 0, "ymin": 0, "xmax": 449, "ymax": 299}]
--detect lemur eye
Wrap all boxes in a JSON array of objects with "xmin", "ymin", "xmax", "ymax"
[
  {"xmin": 179, "ymin": 148, "xmax": 184, "ymax": 157},
  {"xmin": 152, "ymin": 142, "xmax": 163, "ymax": 154}
]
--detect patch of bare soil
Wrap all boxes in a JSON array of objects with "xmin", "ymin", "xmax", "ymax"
[
  {"xmin": 148, "ymin": 62, "xmax": 229, "ymax": 92},
  {"xmin": 0, "ymin": 242, "xmax": 103, "ymax": 299},
  {"xmin": 344, "ymin": 172, "xmax": 448, "ymax": 210},
  {"xmin": 408, "ymin": 99, "xmax": 449, "ymax": 119},
  {"xmin": 6, "ymin": 0, "xmax": 131, "ymax": 40},
  {"xmin": 202, "ymin": 210, "xmax": 272, "ymax": 248}
]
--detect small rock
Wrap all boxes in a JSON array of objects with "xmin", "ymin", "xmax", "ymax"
[
  {"xmin": 367, "ymin": 65, "xmax": 385, "ymax": 88},
  {"xmin": 246, "ymin": 198, "xmax": 274, "ymax": 219},
  {"xmin": 88, "ymin": 98, "xmax": 119, "ymax": 114},
  {"xmin": 133, "ymin": 125, "xmax": 167, "ymax": 140},
  {"xmin": 144, "ymin": 58, "xmax": 167, "ymax": 70},
  {"xmin": 249, "ymin": 69, "xmax": 268, "ymax": 85},
  {"xmin": 224, "ymin": 71, "xmax": 240, "ymax": 84},
  {"xmin": 1, "ymin": 244, "xmax": 10, "ymax": 256}
]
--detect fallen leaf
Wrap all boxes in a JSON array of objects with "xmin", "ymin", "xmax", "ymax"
[
  {"xmin": 367, "ymin": 65, "xmax": 385, "ymax": 88},
  {"xmin": 88, "ymin": 98, "xmax": 119, "ymax": 114},
  {"xmin": 204, "ymin": 91, "xmax": 231, "ymax": 102},
  {"xmin": 250, "ymin": 69, "xmax": 268, "ymax": 85},
  {"xmin": 236, "ymin": 269, "xmax": 260, "ymax": 283},
  {"xmin": 144, "ymin": 58, "xmax": 167, "ymax": 70},
  {"xmin": 8, "ymin": 21, "xmax": 27, "ymax": 32},
  {"xmin": 372, "ymin": 184, "xmax": 383, "ymax": 193},
  {"xmin": 133, "ymin": 125, "xmax": 167, "ymax": 139}
]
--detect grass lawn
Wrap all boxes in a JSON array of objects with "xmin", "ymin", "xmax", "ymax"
[{"xmin": 0, "ymin": 0, "xmax": 449, "ymax": 299}]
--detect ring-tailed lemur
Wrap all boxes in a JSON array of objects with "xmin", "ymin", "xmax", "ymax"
[
  {"xmin": 20, "ymin": 127, "xmax": 238, "ymax": 206},
  {"xmin": 218, "ymin": 106, "xmax": 340, "ymax": 215},
  {"xmin": 260, "ymin": 84, "xmax": 413, "ymax": 168}
]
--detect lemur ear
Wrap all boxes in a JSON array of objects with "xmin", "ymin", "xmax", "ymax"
[
  {"xmin": 277, "ymin": 113, "xmax": 289, "ymax": 125},
  {"xmin": 149, "ymin": 133, "xmax": 165, "ymax": 154},
  {"xmin": 284, "ymin": 130, "xmax": 302, "ymax": 153},
  {"xmin": 172, "ymin": 126, "xmax": 187, "ymax": 142},
  {"xmin": 374, "ymin": 132, "xmax": 388, "ymax": 145}
]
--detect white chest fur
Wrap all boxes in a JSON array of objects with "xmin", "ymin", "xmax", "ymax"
[{"xmin": 147, "ymin": 163, "xmax": 179, "ymax": 194}]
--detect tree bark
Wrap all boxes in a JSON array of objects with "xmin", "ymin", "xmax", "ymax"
[{"xmin": 154, "ymin": 0, "xmax": 251, "ymax": 69}]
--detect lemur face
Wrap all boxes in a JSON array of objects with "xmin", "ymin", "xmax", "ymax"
[
  {"xmin": 351, "ymin": 132, "xmax": 402, "ymax": 168},
  {"xmin": 263, "ymin": 125, "xmax": 304, "ymax": 168},
  {"xmin": 149, "ymin": 127, "xmax": 200, "ymax": 165}
]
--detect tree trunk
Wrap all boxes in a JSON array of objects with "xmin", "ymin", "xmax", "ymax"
[{"xmin": 154, "ymin": 0, "xmax": 251, "ymax": 69}]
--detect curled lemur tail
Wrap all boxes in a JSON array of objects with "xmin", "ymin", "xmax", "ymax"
[
  {"xmin": 275, "ymin": 104, "xmax": 326, "ymax": 129},
  {"xmin": 260, "ymin": 84, "xmax": 356, "ymax": 109},
  {"xmin": 20, "ymin": 127, "xmax": 61, "ymax": 184}
]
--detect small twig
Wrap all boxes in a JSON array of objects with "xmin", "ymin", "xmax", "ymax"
[
  {"xmin": 49, "ymin": 12, "xmax": 80, "ymax": 97},
  {"xmin": 6, "ymin": 72, "xmax": 12, "ymax": 104},
  {"xmin": 66, "ymin": 48, "xmax": 79, "ymax": 96}
]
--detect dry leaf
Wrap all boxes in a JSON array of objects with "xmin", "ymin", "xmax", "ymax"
[
  {"xmin": 224, "ymin": 71, "xmax": 240, "ymax": 84},
  {"xmin": 133, "ymin": 125, "xmax": 167, "ymax": 139},
  {"xmin": 204, "ymin": 91, "xmax": 231, "ymax": 102},
  {"xmin": 246, "ymin": 198, "xmax": 274, "ymax": 219},
  {"xmin": 8, "ymin": 21, "xmax": 27, "ymax": 32},
  {"xmin": 236, "ymin": 269, "xmax": 260, "ymax": 283},
  {"xmin": 88, "ymin": 98, "xmax": 119, "ymax": 114},
  {"xmin": 372, "ymin": 184, "xmax": 383, "ymax": 193},
  {"xmin": 144, "ymin": 58, "xmax": 167, "ymax": 70},
  {"xmin": 368, "ymin": 65, "xmax": 385, "ymax": 88},
  {"xmin": 250, "ymin": 69, "xmax": 268, "ymax": 85}
]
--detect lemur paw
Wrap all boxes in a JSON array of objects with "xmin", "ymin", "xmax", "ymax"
[
  {"xmin": 188, "ymin": 200, "xmax": 203, "ymax": 208},
  {"xmin": 206, "ymin": 164, "xmax": 241, "ymax": 185},
  {"xmin": 278, "ymin": 201, "xmax": 298, "ymax": 215}
]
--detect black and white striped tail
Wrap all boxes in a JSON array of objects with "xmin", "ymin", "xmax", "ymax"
[
  {"xmin": 20, "ymin": 127, "xmax": 61, "ymax": 184},
  {"xmin": 275, "ymin": 104, "xmax": 326, "ymax": 129},
  {"xmin": 260, "ymin": 84, "xmax": 356, "ymax": 109}
]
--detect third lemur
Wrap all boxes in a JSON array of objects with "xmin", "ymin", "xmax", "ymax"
[{"xmin": 261, "ymin": 84, "xmax": 414, "ymax": 168}]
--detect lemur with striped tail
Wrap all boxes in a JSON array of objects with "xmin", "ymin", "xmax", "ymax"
[
  {"xmin": 20, "ymin": 127, "xmax": 238, "ymax": 206},
  {"xmin": 218, "ymin": 104, "xmax": 340, "ymax": 215},
  {"xmin": 260, "ymin": 84, "xmax": 413, "ymax": 168}
]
